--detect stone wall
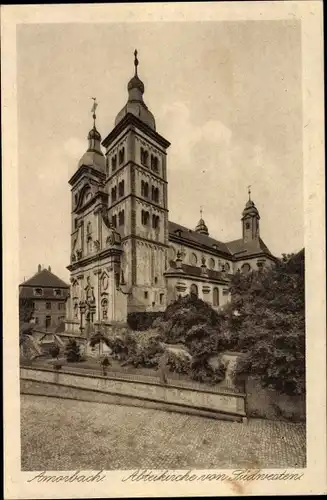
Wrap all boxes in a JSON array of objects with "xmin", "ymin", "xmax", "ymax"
[
  {"xmin": 20, "ymin": 366, "xmax": 246, "ymax": 422},
  {"xmin": 246, "ymin": 377, "xmax": 306, "ymax": 422}
]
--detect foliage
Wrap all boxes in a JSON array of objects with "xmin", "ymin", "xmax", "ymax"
[
  {"xmin": 165, "ymin": 349, "xmax": 191, "ymax": 375},
  {"xmin": 65, "ymin": 339, "xmax": 82, "ymax": 362},
  {"xmin": 127, "ymin": 312, "xmax": 164, "ymax": 331},
  {"xmin": 49, "ymin": 344, "xmax": 60, "ymax": 359},
  {"xmin": 19, "ymin": 297, "xmax": 35, "ymax": 324},
  {"xmin": 154, "ymin": 294, "xmax": 228, "ymax": 382},
  {"xmin": 125, "ymin": 335, "xmax": 164, "ymax": 368},
  {"xmin": 225, "ymin": 250, "xmax": 305, "ymax": 395},
  {"xmin": 89, "ymin": 329, "xmax": 137, "ymax": 362}
]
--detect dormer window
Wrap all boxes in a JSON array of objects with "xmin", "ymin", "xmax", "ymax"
[
  {"xmin": 34, "ymin": 288, "xmax": 43, "ymax": 297},
  {"xmin": 175, "ymin": 229, "xmax": 182, "ymax": 237},
  {"xmin": 54, "ymin": 289, "xmax": 62, "ymax": 297}
]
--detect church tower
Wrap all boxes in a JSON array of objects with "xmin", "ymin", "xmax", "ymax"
[
  {"xmin": 241, "ymin": 187, "xmax": 260, "ymax": 244},
  {"xmin": 102, "ymin": 51, "xmax": 171, "ymax": 312}
]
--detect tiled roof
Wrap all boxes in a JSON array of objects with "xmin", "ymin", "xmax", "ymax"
[
  {"xmin": 20, "ymin": 269, "xmax": 69, "ymax": 288},
  {"xmin": 168, "ymin": 220, "xmax": 274, "ymax": 260},
  {"xmin": 168, "ymin": 221, "xmax": 231, "ymax": 255},
  {"xmin": 225, "ymin": 238, "xmax": 273, "ymax": 258}
]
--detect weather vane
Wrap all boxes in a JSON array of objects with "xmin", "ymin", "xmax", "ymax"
[
  {"xmin": 134, "ymin": 49, "xmax": 139, "ymax": 75},
  {"xmin": 91, "ymin": 97, "xmax": 98, "ymax": 127}
]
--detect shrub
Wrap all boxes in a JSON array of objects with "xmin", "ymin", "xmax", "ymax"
[
  {"xmin": 49, "ymin": 344, "xmax": 60, "ymax": 359},
  {"xmin": 65, "ymin": 339, "xmax": 82, "ymax": 362},
  {"xmin": 127, "ymin": 312, "xmax": 164, "ymax": 331}
]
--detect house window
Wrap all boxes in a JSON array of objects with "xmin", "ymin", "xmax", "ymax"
[
  {"xmin": 213, "ymin": 287, "xmax": 219, "ymax": 307},
  {"xmin": 190, "ymin": 284, "xmax": 198, "ymax": 297},
  {"xmin": 59, "ymin": 316, "xmax": 65, "ymax": 323},
  {"xmin": 222, "ymin": 289, "xmax": 229, "ymax": 296},
  {"xmin": 46, "ymin": 302, "xmax": 51, "ymax": 310},
  {"xmin": 32, "ymin": 302, "xmax": 36, "ymax": 309},
  {"xmin": 245, "ymin": 222, "xmax": 250, "ymax": 229},
  {"xmin": 112, "ymin": 215, "xmax": 117, "ymax": 228},
  {"xmin": 160, "ymin": 293, "xmax": 164, "ymax": 304},
  {"xmin": 45, "ymin": 316, "xmax": 51, "ymax": 328},
  {"xmin": 111, "ymin": 155, "xmax": 117, "ymax": 172},
  {"xmin": 111, "ymin": 186, "xmax": 117, "ymax": 203},
  {"xmin": 118, "ymin": 210, "xmax": 125, "ymax": 226},
  {"xmin": 241, "ymin": 263, "xmax": 251, "ymax": 274},
  {"xmin": 34, "ymin": 288, "xmax": 43, "ymax": 297},
  {"xmin": 119, "ymin": 147, "xmax": 125, "ymax": 165},
  {"xmin": 58, "ymin": 302, "xmax": 65, "ymax": 311},
  {"xmin": 54, "ymin": 289, "xmax": 62, "ymax": 297},
  {"xmin": 118, "ymin": 180, "xmax": 125, "ymax": 197},
  {"xmin": 144, "ymin": 291, "xmax": 148, "ymax": 299}
]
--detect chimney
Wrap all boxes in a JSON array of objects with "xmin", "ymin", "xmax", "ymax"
[
  {"xmin": 48, "ymin": 266, "xmax": 51, "ymax": 272},
  {"xmin": 38, "ymin": 264, "xmax": 41, "ymax": 273}
]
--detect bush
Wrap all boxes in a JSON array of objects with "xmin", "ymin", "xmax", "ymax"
[
  {"xmin": 125, "ymin": 337, "xmax": 164, "ymax": 368},
  {"xmin": 65, "ymin": 339, "xmax": 82, "ymax": 362},
  {"xmin": 49, "ymin": 344, "xmax": 60, "ymax": 359},
  {"xmin": 127, "ymin": 312, "xmax": 164, "ymax": 331},
  {"xmin": 165, "ymin": 349, "xmax": 191, "ymax": 375}
]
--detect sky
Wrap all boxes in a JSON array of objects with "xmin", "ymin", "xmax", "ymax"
[{"xmin": 17, "ymin": 20, "xmax": 303, "ymax": 283}]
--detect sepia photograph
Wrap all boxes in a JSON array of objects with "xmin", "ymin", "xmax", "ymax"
[{"xmin": 2, "ymin": 2, "xmax": 326, "ymax": 498}]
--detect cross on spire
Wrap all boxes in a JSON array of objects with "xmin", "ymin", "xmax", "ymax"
[
  {"xmin": 134, "ymin": 49, "xmax": 139, "ymax": 75},
  {"xmin": 200, "ymin": 205, "xmax": 203, "ymax": 219},
  {"xmin": 247, "ymin": 185, "xmax": 251, "ymax": 201},
  {"xmin": 91, "ymin": 97, "xmax": 98, "ymax": 127}
]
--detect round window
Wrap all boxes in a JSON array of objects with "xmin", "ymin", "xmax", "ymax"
[
  {"xmin": 190, "ymin": 253, "xmax": 198, "ymax": 266},
  {"xmin": 225, "ymin": 262, "xmax": 230, "ymax": 272},
  {"xmin": 241, "ymin": 263, "xmax": 251, "ymax": 274},
  {"xmin": 208, "ymin": 258, "xmax": 215, "ymax": 269}
]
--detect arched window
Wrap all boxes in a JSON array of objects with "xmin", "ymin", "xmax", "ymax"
[
  {"xmin": 74, "ymin": 302, "xmax": 79, "ymax": 319},
  {"xmin": 112, "ymin": 215, "xmax": 117, "ymax": 228},
  {"xmin": 111, "ymin": 186, "xmax": 117, "ymax": 203},
  {"xmin": 152, "ymin": 187, "xmax": 159, "ymax": 203},
  {"xmin": 118, "ymin": 180, "xmax": 125, "ymax": 197},
  {"xmin": 213, "ymin": 287, "xmax": 219, "ymax": 307},
  {"xmin": 119, "ymin": 210, "xmax": 125, "ymax": 226},
  {"xmin": 225, "ymin": 262, "xmax": 230, "ymax": 272},
  {"xmin": 144, "ymin": 182, "xmax": 149, "ymax": 198},
  {"xmin": 151, "ymin": 155, "xmax": 159, "ymax": 173},
  {"xmin": 111, "ymin": 155, "xmax": 117, "ymax": 172},
  {"xmin": 141, "ymin": 210, "xmax": 150, "ymax": 226},
  {"xmin": 141, "ymin": 148, "xmax": 149, "ymax": 167},
  {"xmin": 190, "ymin": 284, "xmax": 198, "ymax": 297},
  {"xmin": 141, "ymin": 180, "xmax": 144, "ymax": 196},
  {"xmin": 208, "ymin": 258, "xmax": 215, "ymax": 269},
  {"xmin": 241, "ymin": 263, "xmax": 251, "ymax": 274},
  {"xmin": 119, "ymin": 147, "xmax": 125, "ymax": 165},
  {"xmin": 190, "ymin": 253, "xmax": 198, "ymax": 266},
  {"xmin": 101, "ymin": 298, "xmax": 108, "ymax": 320},
  {"xmin": 152, "ymin": 214, "xmax": 159, "ymax": 229}
]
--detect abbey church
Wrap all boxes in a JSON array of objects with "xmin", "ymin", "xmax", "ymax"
[{"xmin": 65, "ymin": 51, "xmax": 276, "ymax": 335}]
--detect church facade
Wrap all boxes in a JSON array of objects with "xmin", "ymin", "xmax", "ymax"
[{"xmin": 65, "ymin": 51, "xmax": 276, "ymax": 336}]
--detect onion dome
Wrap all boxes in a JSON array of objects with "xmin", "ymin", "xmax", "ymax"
[
  {"xmin": 114, "ymin": 50, "xmax": 156, "ymax": 131},
  {"xmin": 78, "ymin": 100, "xmax": 105, "ymax": 172},
  {"xmin": 242, "ymin": 187, "xmax": 260, "ymax": 219},
  {"xmin": 195, "ymin": 207, "xmax": 209, "ymax": 236}
]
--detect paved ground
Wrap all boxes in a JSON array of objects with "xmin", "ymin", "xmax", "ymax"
[{"xmin": 21, "ymin": 395, "xmax": 306, "ymax": 471}]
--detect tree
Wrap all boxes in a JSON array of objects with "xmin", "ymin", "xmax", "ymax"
[
  {"xmin": 65, "ymin": 339, "xmax": 82, "ymax": 362},
  {"xmin": 19, "ymin": 297, "xmax": 35, "ymax": 324},
  {"xmin": 225, "ymin": 250, "xmax": 305, "ymax": 395},
  {"xmin": 49, "ymin": 344, "xmax": 60, "ymax": 359}
]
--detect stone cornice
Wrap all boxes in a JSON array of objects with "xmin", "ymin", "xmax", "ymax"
[
  {"xmin": 105, "ymin": 161, "xmax": 168, "ymax": 185},
  {"xmin": 102, "ymin": 113, "xmax": 171, "ymax": 150},
  {"xmin": 169, "ymin": 233, "xmax": 233, "ymax": 260},
  {"xmin": 67, "ymin": 247, "xmax": 123, "ymax": 272},
  {"xmin": 122, "ymin": 234, "xmax": 169, "ymax": 249},
  {"xmin": 163, "ymin": 270, "xmax": 230, "ymax": 285},
  {"xmin": 68, "ymin": 164, "xmax": 106, "ymax": 187}
]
